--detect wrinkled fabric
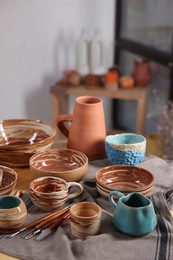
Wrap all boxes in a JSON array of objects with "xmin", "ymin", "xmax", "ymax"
[{"xmin": 0, "ymin": 155, "xmax": 173, "ymax": 260}]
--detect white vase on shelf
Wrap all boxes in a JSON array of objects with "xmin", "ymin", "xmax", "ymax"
[
  {"xmin": 90, "ymin": 29, "xmax": 106, "ymax": 75},
  {"xmin": 76, "ymin": 28, "xmax": 90, "ymax": 76}
]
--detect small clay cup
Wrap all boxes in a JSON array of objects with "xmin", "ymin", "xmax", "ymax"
[
  {"xmin": 0, "ymin": 195, "xmax": 27, "ymax": 233},
  {"xmin": 30, "ymin": 176, "xmax": 83, "ymax": 211},
  {"xmin": 69, "ymin": 202, "xmax": 102, "ymax": 238}
]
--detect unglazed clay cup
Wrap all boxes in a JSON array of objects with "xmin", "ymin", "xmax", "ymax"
[
  {"xmin": 69, "ymin": 202, "xmax": 102, "ymax": 238},
  {"xmin": 0, "ymin": 196, "xmax": 27, "ymax": 233},
  {"xmin": 105, "ymin": 133, "xmax": 146, "ymax": 165},
  {"xmin": 0, "ymin": 165, "xmax": 18, "ymax": 195},
  {"xmin": 29, "ymin": 176, "xmax": 83, "ymax": 211},
  {"xmin": 109, "ymin": 191, "xmax": 157, "ymax": 236}
]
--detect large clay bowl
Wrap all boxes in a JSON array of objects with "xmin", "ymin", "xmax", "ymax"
[
  {"xmin": 95, "ymin": 165, "xmax": 154, "ymax": 199},
  {"xmin": 0, "ymin": 119, "xmax": 56, "ymax": 167},
  {"xmin": 0, "ymin": 196, "xmax": 27, "ymax": 233},
  {"xmin": 30, "ymin": 148, "xmax": 88, "ymax": 182},
  {"xmin": 0, "ymin": 165, "xmax": 18, "ymax": 195}
]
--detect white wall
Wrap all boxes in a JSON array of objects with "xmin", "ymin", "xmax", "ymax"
[{"xmin": 0, "ymin": 0, "xmax": 115, "ymax": 129}]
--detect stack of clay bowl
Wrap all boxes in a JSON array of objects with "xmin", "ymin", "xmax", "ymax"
[{"xmin": 95, "ymin": 165, "xmax": 154, "ymax": 200}]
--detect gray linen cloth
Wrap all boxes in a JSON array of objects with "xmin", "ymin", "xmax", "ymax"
[{"xmin": 0, "ymin": 155, "xmax": 173, "ymax": 260}]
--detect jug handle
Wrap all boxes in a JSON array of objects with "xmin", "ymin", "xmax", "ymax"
[
  {"xmin": 109, "ymin": 191, "xmax": 125, "ymax": 208},
  {"xmin": 56, "ymin": 114, "xmax": 73, "ymax": 138}
]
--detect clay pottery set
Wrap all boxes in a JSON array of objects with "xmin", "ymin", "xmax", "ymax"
[{"xmin": 57, "ymin": 96, "xmax": 106, "ymax": 160}]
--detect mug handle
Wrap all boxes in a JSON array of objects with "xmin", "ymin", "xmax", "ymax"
[
  {"xmin": 56, "ymin": 114, "xmax": 73, "ymax": 138},
  {"xmin": 67, "ymin": 182, "xmax": 83, "ymax": 200},
  {"xmin": 109, "ymin": 191, "xmax": 125, "ymax": 208}
]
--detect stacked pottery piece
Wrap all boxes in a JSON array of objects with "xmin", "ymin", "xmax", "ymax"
[{"xmin": 95, "ymin": 165, "xmax": 154, "ymax": 200}]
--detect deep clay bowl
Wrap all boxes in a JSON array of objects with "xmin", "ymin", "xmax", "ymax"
[
  {"xmin": 29, "ymin": 148, "xmax": 88, "ymax": 182},
  {"xmin": 0, "ymin": 119, "xmax": 56, "ymax": 167}
]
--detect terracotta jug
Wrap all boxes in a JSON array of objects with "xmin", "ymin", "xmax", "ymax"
[
  {"xmin": 56, "ymin": 96, "xmax": 106, "ymax": 160},
  {"xmin": 132, "ymin": 59, "xmax": 151, "ymax": 86}
]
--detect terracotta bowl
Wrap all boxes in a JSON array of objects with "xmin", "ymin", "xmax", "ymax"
[
  {"xmin": 0, "ymin": 119, "xmax": 56, "ymax": 167},
  {"xmin": 29, "ymin": 148, "xmax": 88, "ymax": 182},
  {"xmin": 0, "ymin": 196, "xmax": 27, "ymax": 233},
  {"xmin": 0, "ymin": 165, "xmax": 18, "ymax": 195},
  {"xmin": 95, "ymin": 165, "xmax": 154, "ymax": 200}
]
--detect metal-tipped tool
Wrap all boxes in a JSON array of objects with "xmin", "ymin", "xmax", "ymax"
[
  {"xmin": 8, "ymin": 205, "xmax": 70, "ymax": 238},
  {"xmin": 36, "ymin": 212, "xmax": 70, "ymax": 241}
]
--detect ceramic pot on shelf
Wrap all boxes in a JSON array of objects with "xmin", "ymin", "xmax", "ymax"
[
  {"xmin": 132, "ymin": 58, "xmax": 151, "ymax": 86},
  {"xmin": 56, "ymin": 96, "xmax": 106, "ymax": 160}
]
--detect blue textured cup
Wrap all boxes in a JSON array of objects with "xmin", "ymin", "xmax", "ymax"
[
  {"xmin": 105, "ymin": 133, "xmax": 146, "ymax": 165},
  {"xmin": 109, "ymin": 191, "xmax": 157, "ymax": 237}
]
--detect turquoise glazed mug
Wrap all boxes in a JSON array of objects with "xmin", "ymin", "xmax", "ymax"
[
  {"xmin": 105, "ymin": 133, "xmax": 146, "ymax": 165},
  {"xmin": 109, "ymin": 191, "xmax": 157, "ymax": 236}
]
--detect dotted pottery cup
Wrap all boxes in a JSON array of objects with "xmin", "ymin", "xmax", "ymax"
[
  {"xmin": 69, "ymin": 202, "xmax": 102, "ymax": 238},
  {"xmin": 105, "ymin": 133, "xmax": 146, "ymax": 165}
]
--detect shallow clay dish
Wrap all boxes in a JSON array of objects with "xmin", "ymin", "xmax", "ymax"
[
  {"xmin": 95, "ymin": 165, "xmax": 154, "ymax": 199},
  {"xmin": 0, "ymin": 165, "xmax": 18, "ymax": 195},
  {"xmin": 30, "ymin": 148, "xmax": 88, "ymax": 182},
  {"xmin": 0, "ymin": 119, "xmax": 56, "ymax": 167}
]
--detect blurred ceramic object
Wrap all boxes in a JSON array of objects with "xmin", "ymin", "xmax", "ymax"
[
  {"xmin": 0, "ymin": 196, "xmax": 27, "ymax": 233},
  {"xmin": 95, "ymin": 165, "xmax": 154, "ymax": 200},
  {"xmin": 29, "ymin": 148, "xmax": 88, "ymax": 182},
  {"xmin": 57, "ymin": 96, "xmax": 106, "ymax": 160},
  {"xmin": 105, "ymin": 133, "xmax": 146, "ymax": 165},
  {"xmin": 119, "ymin": 76, "xmax": 134, "ymax": 89},
  {"xmin": 0, "ymin": 119, "xmax": 56, "ymax": 167},
  {"xmin": 70, "ymin": 202, "xmax": 102, "ymax": 238},
  {"xmin": 132, "ymin": 59, "xmax": 151, "ymax": 86},
  {"xmin": 109, "ymin": 191, "xmax": 157, "ymax": 236},
  {"xmin": 30, "ymin": 176, "xmax": 83, "ymax": 211},
  {"xmin": 0, "ymin": 165, "xmax": 18, "ymax": 195}
]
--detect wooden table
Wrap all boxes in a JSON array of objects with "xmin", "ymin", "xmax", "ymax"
[
  {"xmin": 50, "ymin": 84, "xmax": 148, "ymax": 139},
  {"xmin": 0, "ymin": 140, "xmax": 67, "ymax": 260}
]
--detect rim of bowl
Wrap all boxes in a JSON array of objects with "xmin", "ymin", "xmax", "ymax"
[
  {"xmin": 105, "ymin": 133, "xmax": 146, "ymax": 146},
  {"xmin": 0, "ymin": 118, "xmax": 56, "ymax": 149},
  {"xmin": 95, "ymin": 165, "xmax": 154, "ymax": 192},
  {"xmin": 29, "ymin": 176, "xmax": 68, "ymax": 195},
  {"xmin": 0, "ymin": 165, "xmax": 18, "ymax": 190},
  {"xmin": 29, "ymin": 148, "xmax": 88, "ymax": 174},
  {"xmin": 70, "ymin": 202, "xmax": 102, "ymax": 219}
]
